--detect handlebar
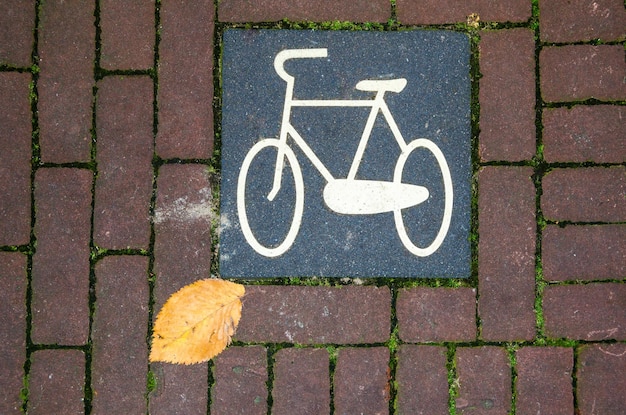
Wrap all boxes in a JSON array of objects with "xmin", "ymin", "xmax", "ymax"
[{"xmin": 274, "ymin": 48, "xmax": 328, "ymax": 83}]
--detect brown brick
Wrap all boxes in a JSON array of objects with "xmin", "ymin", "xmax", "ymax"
[
  {"xmin": 0, "ymin": 253, "xmax": 27, "ymax": 414},
  {"xmin": 38, "ymin": 0, "xmax": 95, "ymax": 163},
  {"xmin": 0, "ymin": 72, "xmax": 31, "ymax": 246},
  {"xmin": 92, "ymin": 256, "xmax": 149, "ymax": 414},
  {"xmin": 540, "ymin": 45, "xmax": 626, "ymax": 102},
  {"xmin": 479, "ymin": 29, "xmax": 536, "ymax": 162},
  {"xmin": 577, "ymin": 343, "xmax": 626, "ymax": 415},
  {"xmin": 32, "ymin": 168, "xmax": 92, "ymax": 345},
  {"xmin": 334, "ymin": 347, "xmax": 389, "ymax": 415},
  {"xmin": 396, "ymin": 345, "xmax": 449, "ymax": 415},
  {"xmin": 235, "ymin": 286, "xmax": 391, "ymax": 344},
  {"xmin": 515, "ymin": 347, "xmax": 574, "ymax": 415},
  {"xmin": 543, "ymin": 283, "xmax": 626, "ymax": 340},
  {"xmin": 272, "ymin": 348, "xmax": 329, "ymax": 415},
  {"xmin": 478, "ymin": 167, "xmax": 536, "ymax": 341},
  {"xmin": 212, "ymin": 346, "xmax": 268, "ymax": 415},
  {"xmin": 542, "ymin": 224, "xmax": 626, "ymax": 281},
  {"xmin": 94, "ymin": 76, "xmax": 154, "ymax": 250},
  {"xmin": 153, "ymin": 164, "xmax": 212, "ymax": 313},
  {"xmin": 100, "ymin": 0, "xmax": 155, "ymax": 69},
  {"xmin": 543, "ymin": 105, "xmax": 626, "ymax": 163},
  {"xmin": 397, "ymin": 287, "xmax": 476, "ymax": 342},
  {"xmin": 455, "ymin": 346, "xmax": 511, "ymax": 415},
  {"xmin": 397, "ymin": 0, "xmax": 531, "ymax": 24},
  {"xmin": 156, "ymin": 0, "xmax": 214, "ymax": 159},
  {"xmin": 148, "ymin": 363, "xmax": 208, "ymax": 415},
  {"xmin": 0, "ymin": 0, "xmax": 35, "ymax": 66},
  {"xmin": 539, "ymin": 0, "xmax": 626, "ymax": 43},
  {"xmin": 218, "ymin": 0, "xmax": 390, "ymax": 23},
  {"xmin": 27, "ymin": 350, "xmax": 85, "ymax": 415},
  {"xmin": 150, "ymin": 164, "xmax": 211, "ymax": 415},
  {"xmin": 541, "ymin": 167, "xmax": 626, "ymax": 222}
]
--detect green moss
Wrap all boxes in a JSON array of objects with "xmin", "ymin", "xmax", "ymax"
[
  {"xmin": 146, "ymin": 370, "xmax": 157, "ymax": 393},
  {"xmin": 447, "ymin": 344, "xmax": 459, "ymax": 414},
  {"xmin": 19, "ymin": 374, "xmax": 29, "ymax": 412}
]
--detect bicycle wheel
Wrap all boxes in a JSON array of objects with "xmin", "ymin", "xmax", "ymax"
[
  {"xmin": 237, "ymin": 139, "xmax": 304, "ymax": 257},
  {"xmin": 393, "ymin": 138, "xmax": 453, "ymax": 257}
]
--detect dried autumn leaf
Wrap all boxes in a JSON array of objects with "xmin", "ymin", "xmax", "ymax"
[{"xmin": 150, "ymin": 279, "xmax": 245, "ymax": 365}]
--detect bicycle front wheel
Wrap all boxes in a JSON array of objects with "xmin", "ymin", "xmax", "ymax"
[
  {"xmin": 237, "ymin": 139, "xmax": 304, "ymax": 257},
  {"xmin": 393, "ymin": 138, "xmax": 453, "ymax": 257}
]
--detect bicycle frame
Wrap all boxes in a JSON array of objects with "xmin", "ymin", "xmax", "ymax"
[
  {"xmin": 237, "ymin": 48, "xmax": 453, "ymax": 258},
  {"xmin": 267, "ymin": 48, "xmax": 409, "ymax": 201}
]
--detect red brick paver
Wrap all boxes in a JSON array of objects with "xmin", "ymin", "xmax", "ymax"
[
  {"xmin": 515, "ymin": 347, "xmax": 574, "ymax": 415},
  {"xmin": 543, "ymin": 283, "xmax": 626, "ymax": 340},
  {"xmin": 0, "ymin": 253, "xmax": 27, "ymax": 414},
  {"xmin": 396, "ymin": 0, "xmax": 531, "ymax": 24},
  {"xmin": 150, "ymin": 163, "xmax": 212, "ymax": 415},
  {"xmin": 27, "ymin": 350, "xmax": 85, "ymax": 415},
  {"xmin": 99, "ymin": 0, "xmax": 155, "ymax": 70},
  {"xmin": 272, "ymin": 348, "xmax": 330, "ymax": 415},
  {"xmin": 92, "ymin": 256, "xmax": 149, "ymax": 414},
  {"xmin": 455, "ymin": 346, "xmax": 511, "ymax": 415},
  {"xmin": 32, "ymin": 168, "xmax": 92, "ymax": 345},
  {"xmin": 541, "ymin": 167, "xmax": 626, "ymax": 222},
  {"xmin": 479, "ymin": 29, "xmax": 536, "ymax": 162},
  {"xmin": 334, "ymin": 347, "xmax": 390, "ymax": 415},
  {"xmin": 540, "ymin": 45, "xmax": 626, "ymax": 102},
  {"xmin": 94, "ymin": 76, "xmax": 154, "ymax": 250},
  {"xmin": 577, "ymin": 343, "xmax": 626, "ymax": 415},
  {"xmin": 156, "ymin": 0, "xmax": 214, "ymax": 159},
  {"xmin": 397, "ymin": 287, "xmax": 476, "ymax": 342},
  {"xmin": 542, "ymin": 224, "xmax": 626, "ymax": 281},
  {"xmin": 219, "ymin": 0, "xmax": 390, "ymax": 23},
  {"xmin": 148, "ymin": 363, "xmax": 208, "ymax": 415},
  {"xmin": 235, "ymin": 285, "xmax": 391, "ymax": 344},
  {"xmin": 37, "ymin": 0, "xmax": 95, "ymax": 163},
  {"xmin": 212, "ymin": 346, "xmax": 268, "ymax": 415},
  {"xmin": 396, "ymin": 345, "xmax": 449, "ymax": 415},
  {"xmin": 0, "ymin": 72, "xmax": 31, "ymax": 246},
  {"xmin": 543, "ymin": 105, "xmax": 626, "ymax": 163},
  {"xmin": 478, "ymin": 166, "xmax": 536, "ymax": 341},
  {"xmin": 0, "ymin": 0, "xmax": 34, "ymax": 66},
  {"xmin": 539, "ymin": 0, "xmax": 626, "ymax": 43}
]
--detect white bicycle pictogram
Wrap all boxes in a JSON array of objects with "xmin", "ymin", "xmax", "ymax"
[{"xmin": 237, "ymin": 48, "xmax": 453, "ymax": 258}]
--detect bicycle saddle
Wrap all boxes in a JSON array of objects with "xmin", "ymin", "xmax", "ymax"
[{"xmin": 355, "ymin": 78, "xmax": 407, "ymax": 93}]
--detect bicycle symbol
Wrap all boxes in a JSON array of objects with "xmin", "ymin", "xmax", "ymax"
[{"xmin": 237, "ymin": 48, "xmax": 453, "ymax": 258}]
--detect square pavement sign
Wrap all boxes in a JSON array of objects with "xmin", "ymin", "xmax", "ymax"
[{"xmin": 220, "ymin": 29, "xmax": 471, "ymax": 278}]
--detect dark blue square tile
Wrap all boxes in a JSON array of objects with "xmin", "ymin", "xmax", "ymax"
[{"xmin": 220, "ymin": 29, "xmax": 471, "ymax": 278}]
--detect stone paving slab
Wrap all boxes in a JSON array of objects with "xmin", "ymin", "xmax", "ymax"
[
  {"xmin": 0, "ymin": 1, "xmax": 624, "ymax": 414},
  {"xmin": 220, "ymin": 29, "xmax": 472, "ymax": 278}
]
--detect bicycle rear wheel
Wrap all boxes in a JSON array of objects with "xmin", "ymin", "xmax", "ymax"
[
  {"xmin": 393, "ymin": 138, "xmax": 453, "ymax": 257},
  {"xmin": 237, "ymin": 139, "xmax": 304, "ymax": 257}
]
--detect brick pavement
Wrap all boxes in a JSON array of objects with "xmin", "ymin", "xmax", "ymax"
[{"xmin": 0, "ymin": 1, "xmax": 624, "ymax": 414}]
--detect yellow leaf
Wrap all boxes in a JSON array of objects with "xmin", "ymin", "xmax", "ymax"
[{"xmin": 149, "ymin": 279, "xmax": 245, "ymax": 365}]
